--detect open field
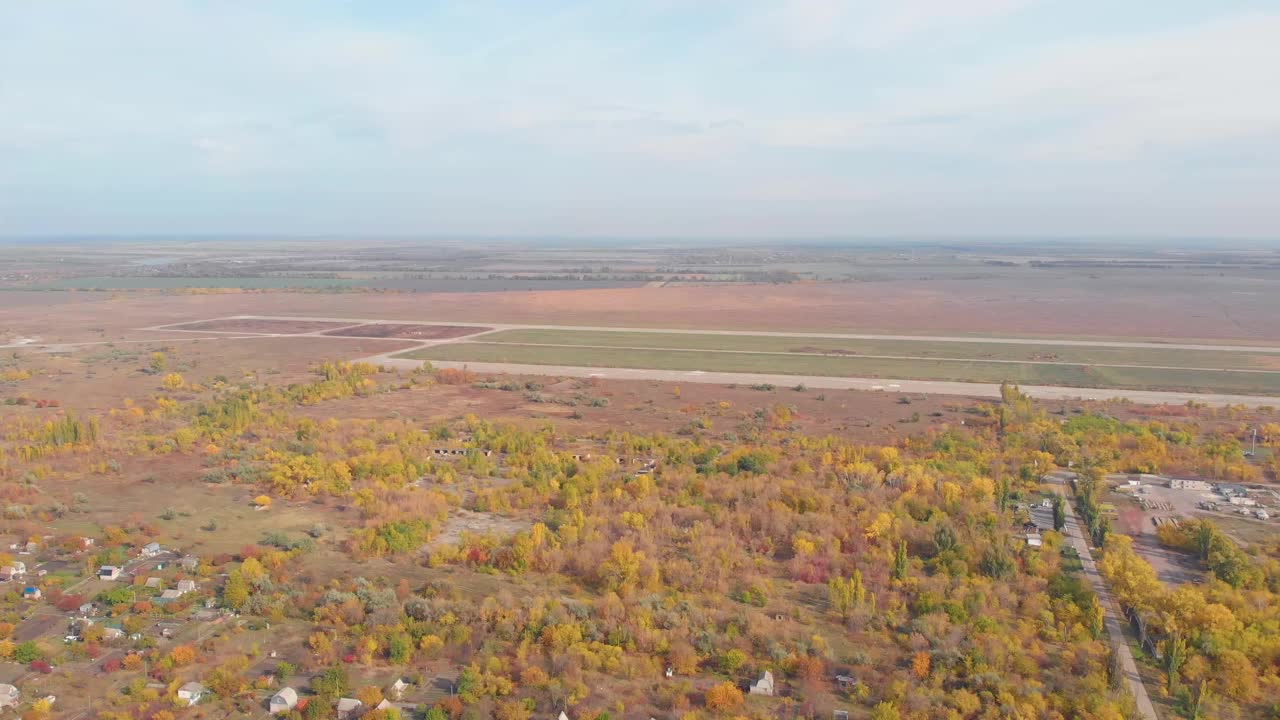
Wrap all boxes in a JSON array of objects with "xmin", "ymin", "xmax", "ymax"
[
  {"xmin": 400, "ymin": 342, "xmax": 1280, "ymax": 395},
  {"xmin": 476, "ymin": 328, "xmax": 1280, "ymax": 370},
  {"xmin": 5, "ymin": 270, "xmax": 1280, "ymax": 344},
  {"xmin": 322, "ymin": 323, "xmax": 492, "ymax": 339}
]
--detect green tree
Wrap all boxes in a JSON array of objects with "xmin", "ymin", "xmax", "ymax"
[
  {"xmin": 891, "ymin": 540, "xmax": 909, "ymax": 581},
  {"xmin": 827, "ymin": 570, "xmax": 867, "ymax": 619},
  {"xmin": 1051, "ymin": 495, "xmax": 1066, "ymax": 531}
]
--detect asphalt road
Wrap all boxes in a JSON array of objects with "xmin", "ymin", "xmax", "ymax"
[
  {"xmin": 1047, "ymin": 473, "xmax": 1158, "ymax": 720},
  {"xmin": 154, "ymin": 314, "xmax": 1280, "ymax": 353}
]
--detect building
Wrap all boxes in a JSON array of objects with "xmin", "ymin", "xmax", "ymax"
[
  {"xmin": 79, "ymin": 602, "xmax": 95, "ymax": 615},
  {"xmin": 176, "ymin": 579, "xmax": 197, "ymax": 595},
  {"xmin": 389, "ymin": 677, "xmax": 409, "ymax": 700},
  {"xmin": 749, "ymin": 670, "xmax": 775, "ymax": 696},
  {"xmin": 1256, "ymin": 509, "xmax": 1271, "ymax": 521},
  {"xmin": 1229, "ymin": 496, "xmax": 1257, "ymax": 507},
  {"xmin": 10, "ymin": 562, "xmax": 26, "ymax": 576},
  {"xmin": 102, "ymin": 627, "xmax": 125, "ymax": 640},
  {"xmin": 0, "ymin": 684, "xmax": 18, "ymax": 709},
  {"xmin": 180, "ymin": 556, "xmax": 199, "ymax": 571},
  {"xmin": 1169, "ymin": 478, "xmax": 1209, "ymax": 491},
  {"xmin": 98, "ymin": 566, "xmax": 122, "ymax": 580},
  {"xmin": 270, "ymin": 687, "xmax": 298, "ymax": 714},
  {"xmin": 22, "ymin": 586, "xmax": 41, "ymax": 600},
  {"xmin": 1219, "ymin": 484, "xmax": 1248, "ymax": 498},
  {"xmin": 835, "ymin": 674, "xmax": 856, "ymax": 690},
  {"xmin": 177, "ymin": 682, "xmax": 206, "ymax": 706},
  {"xmin": 141, "ymin": 542, "xmax": 162, "ymax": 558},
  {"xmin": 336, "ymin": 697, "xmax": 363, "ymax": 720},
  {"xmin": 159, "ymin": 589, "xmax": 183, "ymax": 602}
]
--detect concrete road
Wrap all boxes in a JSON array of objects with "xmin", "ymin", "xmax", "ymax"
[
  {"xmin": 373, "ymin": 357, "xmax": 1280, "ymax": 408},
  {"xmin": 1047, "ymin": 473, "xmax": 1158, "ymax": 720}
]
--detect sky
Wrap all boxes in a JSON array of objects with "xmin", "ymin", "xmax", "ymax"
[{"xmin": 2, "ymin": 1, "xmax": 1279, "ymax": 240}]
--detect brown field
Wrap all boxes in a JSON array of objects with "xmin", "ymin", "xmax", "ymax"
[
  {"xmin": 159, "ymin": 317, "xmax": 351, "ymax": 334},
  {"xmin": 5, "ymin": 278, "xmax": 1280, "ymax": 346},
  {"xmin": 322, "ymin": 323, "xmax": 491, "ymax": 339}
]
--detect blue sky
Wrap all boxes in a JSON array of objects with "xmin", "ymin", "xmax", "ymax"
[{"xmin": 2, "ymin": 1, "xmax": 1278, "ymax": 239}]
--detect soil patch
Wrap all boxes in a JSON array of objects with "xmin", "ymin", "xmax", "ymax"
[{"xmin": 323, "ymin": 323, "xmax": 491, "ymax": 340}]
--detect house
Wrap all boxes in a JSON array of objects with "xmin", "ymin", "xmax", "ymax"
[
  {"xmin": 80, "ymin": 537, "xmax": 96, "ymax": 549},
  {"xmin": 270, "ymin": 687, "xmax": 298, "ymax": 714},
  {"xmin": 834, "ymin": 712, "xmax": 850, "ymax": 720},
  {"xmin": 102, "ymin": 627, "xmax": 125, "ymax": 640},
  {"xmin": 558, "ymin": 713, "xmax": 571, "ymax": 720},
  {"xmin": 141, "ymin": 542, "xmax": 162, "ymax": 558},
  {"xmin": 98, "ymin": 566, "xmax": 122, "ymax": 580},
  {"xmin": 749, "ymin": 670, "xmax": 775, "ymax": 696},
  {"xmin": 0, "ymin": 684, "xmax": 18, "ymax": 709},
  {"xmin": 835, "ymin": 674, "xmax": 856, "ymax": 690},
  {"xmin": 145, "ymin": 577, "xmax": 163, "ymax": 589},
  {"xmin": 176, "ymin": 579, "xmax": 197, "ymax": 594},
  {"xmin": 159, "ymin": 589, "xmax": 183, "ymax": 601},
  {"xmin": 1169, "ymin": 478, "xmax": 1209, "ymax": 491},
  {"xmin": 336, "ymin": 697, "xmax": 363, "ymax": 720},
  {"xmin": 22, "ymin": 586, "xmax": 41, "ymax": 600},
  {"xmin": 388, "ymin": 677, "xmax": 409, "ymax": 700},
  {"xmin": 1026, "ymin": 535, "xmax": 1043, "ymax": 548},
  {"xmin": 0, "ymin": 569, "xmax": 13, "ymax": 583},
  {"xmin": 180, "ymin": 556, "xmax": 199, "ymax": 571},
  {"xmin": 177, "ymin": 681, "xmax": 206, "ymax": 706},
  {"xmin": 1256, "ymin": 509, "xmax": 1271, "ymax": 520},
  {"xmin": 10, "ymin": 561, "xmax": 25, "ymax": 576},
  {"xmin": 1229, "ymin": 496, "xmax": 1257, "ymax": 507},
  {"xmin": 79, "ymin": 602, "xmax": 95, "ymax": 615}
]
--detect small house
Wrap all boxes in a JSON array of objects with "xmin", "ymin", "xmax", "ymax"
[
  {"xmin": 835, "ymin": 674, "xmax": 856, "ymax": 690},
  {"xmin": 0, "ymin": 568, "xmax": 13, "ymax": 583},
  {"xmin": 159, "ymin": 589, "xmax": 183, "ymax": 602},
  {"xmin": 388, "ymin": 677, "xmax": 409, "ymax": 700},
  {"xmin": 98, "ymin": 566, "xmax": 122, "ymax": 580},
  {"xmin": 141, "ymin": 542, "xmax": 162, "ymax": 558},
  {"xmin": 270, "ymin": 687, "xmax": 298, "ymax": 714},
  {"xmin": 144, "ymin": 577, "xmax": 163, "ymax": 589},
  {"xmin": 1256, "ymin": 509, "xmax": 1270, "ymax": 520},
  {"xmin": 1026, "ymin": 535, "xmax": 1043, "ymax": 548},
  {"xmin": 102, "ymin": 627, "xmax": 125, "ymax": 640},
  {"xmin": 177, "ymin": 681, "xmax": 205, "ymax": 706},
  {"xmin": 176, "ymin": 579, "xmax": 197, "ymax": 594},
  {"xmin": 336, "ymin": 697, "xmax": 363, "ymax": 720},
  {"xmin": 10, "ymin": 562, "xmax": 26, "ymax": 576},
  {"xmin": 79, "ymin": 602, "xmax": 95, "ymax": 615},
  {"xmin": 834, "ymin": 712, "xmax": 850, "ymax": 720},
  {"xmin": 22, "ymin": 586, "xmax": 41, "ymax": 600},
  {"xmin": 180, "ymin": 556, "xmax": 199, "ymax": 571},
  {"xmin": 749, "ymin": 670, "xmax": 775, "ymax": 696},
  {"xmin": 0, "ymin": 684, "xmax": 18, "ymax": 709}
]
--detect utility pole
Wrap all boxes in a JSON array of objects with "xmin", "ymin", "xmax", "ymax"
[{"xmin": 1246, "ymin": 427, "xmax": 1258, "ymax": 457}]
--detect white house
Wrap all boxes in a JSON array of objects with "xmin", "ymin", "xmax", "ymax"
[
  {"xmin": 98, "ymin": 566, "xmax": 122, "ymax": 580},
  {"xmin": 270, "ymin": 687, "xmax": 298, "ymax": 714},
  {"xmin": 0, "ymin": 684, "xmax": 18, "ymax": 709},
  {"xmin": 176, "ymin": 579, "xmax": 197, "ymax": 595},
  {"xmin": 389, "ymin": 677, "xmax": 409, "ymax": 699},
  {"xmin": 336, "ymin": 698, "xmax": 363, "ymax": 720},
  {"xmin": 141, "ymin": 542, "xmax": 162, "ymax": 557},
  {"xmin": 749, "ymin": 670, "xmax": 775, "ymax": 696},
  {"xmin": 177, "ymin": 681, "xmax": 205, "ymax": 706}
]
